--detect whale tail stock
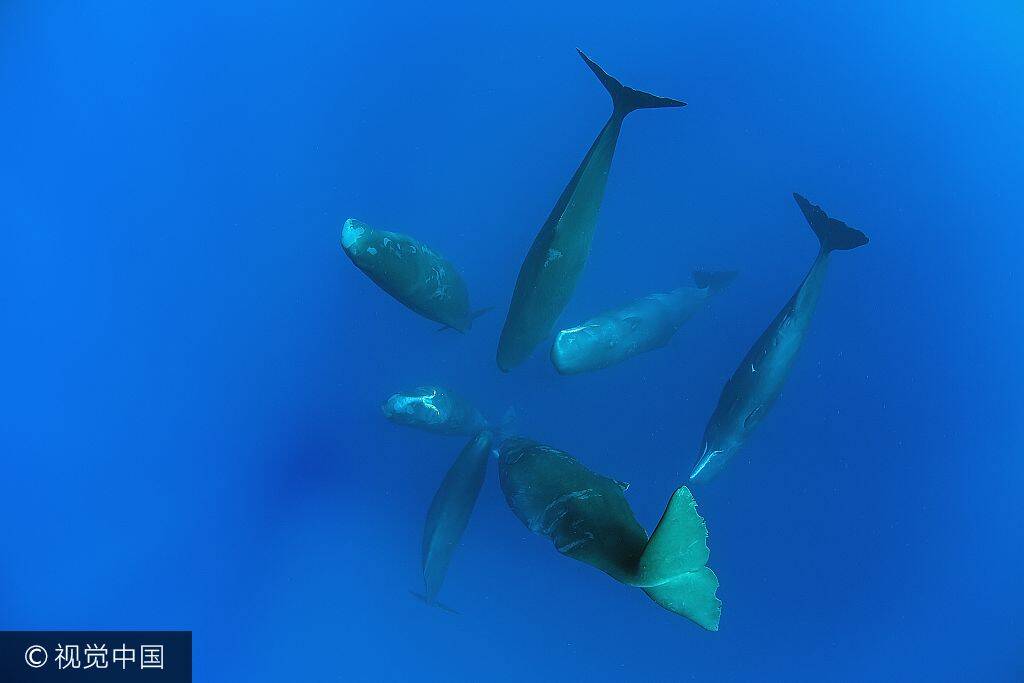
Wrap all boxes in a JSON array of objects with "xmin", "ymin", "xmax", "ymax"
[
  {"xmin": 633, "ymin": 486, "xmax": 722, "ymax": 631},
  {"xmin": 577, "ymin": 49, "xmax": 686, "ymax": 116},
  {"xmin": 692, "ymin": 269, "xmax": 738, "ymax": 294},
  {"xmin": 793, "ymin": 193, "xmax": 869, "ymax": 253}
]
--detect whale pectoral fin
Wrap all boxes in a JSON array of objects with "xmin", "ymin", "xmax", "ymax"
[
  {"xmin": 743, "ymin": 405, "xmax": 763, "ymax": 430},
  {"xmin": 692, "ymin": 269, "xmax": 738, "ymax": 293},
  {"xmin": 471, "ymin": 306, "xmax": 493, "ymax": 321},
  {"xmin": 409, "ymin": 590, "xmax": 460, "ymax": 615},
  {"xmin": 635, "ymin": 487, "xmax": 721, "ymax": 631}
]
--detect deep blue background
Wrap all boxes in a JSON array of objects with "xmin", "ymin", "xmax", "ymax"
[{"xmin": 2, "ymin": 2, "xmax": 1021, "ymax": 680}]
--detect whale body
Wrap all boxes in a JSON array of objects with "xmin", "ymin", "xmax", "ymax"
[
  {"xmin": 342, "ymin": 218, "xmax": 486, "ymax": 332},
  {"xmin": 382, "ymin": 386, "xmax": 487, "ymax": 436},
  {"xmin": 417, "ymin": 431, "xmax": 493, "ymax": 608},
  {"xmin": 498, "ymin": 436, "xmax": 721, "ymax": 630},
  {"xmin": 551, "ymin": 270, "xmax": 736, "ymax": 374},
  {"xmin": 690, "ymin": 194, "xmax": 869, "ymax": 482},
  {"xmin": 496, "ymin": 51, "xmax": 684, "ymax": 371}
]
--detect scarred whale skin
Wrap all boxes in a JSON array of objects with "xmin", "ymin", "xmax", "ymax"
[
  {"xmin": 496, "ymin": 50, "xmax": 684, "ymax": 371},
  {"xmin": 498, "ymin": 436, "xmax": 722, "ymax": 630},
  {"xmin": 342, "ymin": 218, "xmax": 480, "ymax": 332},
  {"xmin": 690, "ymin": 194, "xmax": 869, "ymax": 483},
  {"xmin": 551, "ymin": 270, "xmax": 736, "ymax": 374},
  {"xmin": 381, "ymin": 386, "xmax": 486, "ymax": 436},
  {"xmin": 419, "ymin": 430, "xmax": 493, "ymax": 606}
]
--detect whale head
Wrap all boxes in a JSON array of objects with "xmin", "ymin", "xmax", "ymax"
[
  {"xmin": 689, "ymin": 431, "xmax": 743, "ymax": 483},
  {"xmin": 550, "ymin": 323, "xmax": 606, "ymax": 375},
  {"xmin": 341, "ymin": 218, "xmax": 374, "ymax": 260},
  {"xmin": 381, "ymin": 387, "xmax": 449, "ymax": 428}
]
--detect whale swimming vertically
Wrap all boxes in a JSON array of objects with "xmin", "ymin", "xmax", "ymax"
[
  {"xmin": 690, "ymin": 194, "xmax": 869, "ymax": 483},
  {"xmin": 341, "ymin": 218, "xmax": 488, "ymax": 332},
  {"xmin": 381, "ymin": 386, "xmax": 487, "ymax": 436},
  {"xmin": 498, "ymin": 437, "xmax": 721, "ymax": 630},
  {"xmin": 417, "ymin": 430, "xmax": 493, "ymax": 608},
  {"xmin": 551, "ymin": 270, "xmax": 737, "ymax": 374},
  {"xmin": 496, "ymin": 51, "xmax": 685, "ymax": 371}
]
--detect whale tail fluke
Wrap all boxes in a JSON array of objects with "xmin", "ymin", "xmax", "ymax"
[
  {"xmin": 634, "ymin": 487, "xmax": 722, "ymax": 631},
  {"xmin": 793, "ymin": 193, "xmax": 868, "ymax": 253},
  {"xmin": 409, "ymin": 590, "xmax": 460, "ymax": 615},
  {"xmin": 692, "ymin": 269, "xmax": 738, "ymax": 294},
  {"xmin": 577, "ymin": 49, "xmax": 685, "ymax": 116}
]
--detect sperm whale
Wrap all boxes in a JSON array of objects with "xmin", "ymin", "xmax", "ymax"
[{"xmin": 690, "ymin": 194, "xmax": 869, "ymax": 482}]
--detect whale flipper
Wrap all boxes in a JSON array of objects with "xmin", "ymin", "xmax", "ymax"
[
  {"xmin": 577, "ymin": 49, "xmax": 686, "ymax": 114},
  {"xmin": 793, "ymin": 193, "xmax": 869, "ymax": 253},
  {"xmin": 692, "ymin": 269, "xmax": 738, "ymax": 293},
  {"xmin": 436, "ymin": 306, "xmax": 493, "ymax": 332},
  {"xmin": 635, "ymin": 487, "xmax": 722, "ymax": 631},
  {"xmin": 409, "ymin": 590, "xmax": 460, "ymax": 615}
]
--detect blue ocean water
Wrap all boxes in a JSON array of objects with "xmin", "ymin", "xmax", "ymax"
[{"xmin": 2, "ymin": 1, "xmax": 1022, "ymax": 680}]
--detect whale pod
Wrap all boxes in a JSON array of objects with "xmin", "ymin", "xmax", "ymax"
[
  {"xmin": 496, "ymin": 50, "xmax": 685, "ymax": 371},
  {"xmin": 341, "ymin": 218, "xmax": 487, "ymax": 332},
  {"xmin": 552, "ymin": 270, "xmax": 737, "ymax": 374},
  {"xmin": 690, "ymin": 194, "xmax": 868, "ymax": 482},
  {"xmin": 416, "ymin": 431, "xmax": 493, "ymax": 609},
  {"xmin": 498, "ymin": 437, "xmax": 721, "ymax": 631},
  {"xmin": 382, "ymin": 386, "xmax": 487, "ymax": 436}
]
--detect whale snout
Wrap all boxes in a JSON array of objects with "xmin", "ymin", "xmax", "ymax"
[
  {"xmin": 341, "ymin": 218, "xmax": 368, "ymax": 254},
  {"xmin": 550, "ymin": 332, "xmax": 578, "ymax": 375},
  {"xmin": 382, "ymin": 390, "xmax": 444, "ymax": 426},
  {"xmin": 689, "ymin": 440, "xmax": 735, "ymax": 483},
  {"xmin": 550, "ymin": 324, "xmax": 602, "ymax": 375},
  {"xmin": 689, "ymin": 452, "xmax": 719, "ymax": 483}
]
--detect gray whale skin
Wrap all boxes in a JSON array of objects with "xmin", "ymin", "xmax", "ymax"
[
  {"xmin": 415, "ymin": 431, "xmax": 494, "ymax": 609},
  {"xmin": 342, "ymin": 218, "xmax": 486, "ymax": 332},
  {"xmin": 552, "ymin": 270, "xmax": 736, "ymax": 374}
]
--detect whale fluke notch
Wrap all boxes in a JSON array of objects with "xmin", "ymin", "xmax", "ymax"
[
  {"xmin": 636, "ymin": 486, "xmax": 722, "ymax": 631},
  {"xmin": 692, "ymin": 269, "xmax": 738, "ymax": 293},
  {"xmin": 577, "ymin": 49, "xmax": 686, "ymax": 115},
  {"xmin": 793, "ymin": 193, "xmax": 869, "ymax": 253}
]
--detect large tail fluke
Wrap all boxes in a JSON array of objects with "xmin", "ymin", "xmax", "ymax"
[
  {"xmin": 793, "ymin": 193, "xmax": 868, "ymax": 253},
  {"xmin": 577, "ymin": 49, "xmax": 685, "ymax": 116},
  {"xmin": 634, "ymin": 487, "xmax": 722, "ymax": 631}
]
